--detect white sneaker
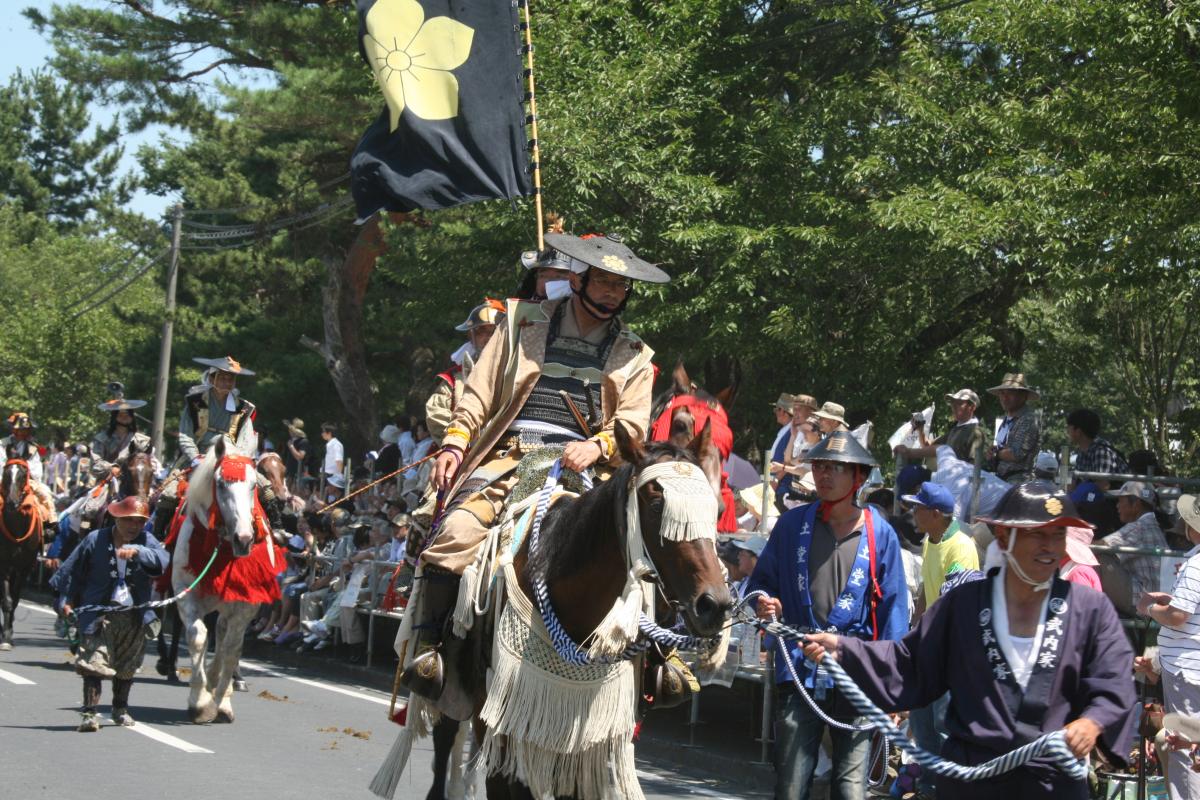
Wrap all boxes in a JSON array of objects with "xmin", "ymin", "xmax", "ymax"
[
  {"xmin": 301, "ymin": 620, "xmax": 329, "ymax": 638},
  {"xmin": 302, "ymin": 633, "xmax": 320, "ymax": 645},
  {"xmin": 313, "ymin": 638, "xmax": 333, "ymax": 652}
]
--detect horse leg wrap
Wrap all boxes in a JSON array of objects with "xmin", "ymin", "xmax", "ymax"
[{"xmin": 400, "ymin": 568, "xmax": 460, "ymax": 701}]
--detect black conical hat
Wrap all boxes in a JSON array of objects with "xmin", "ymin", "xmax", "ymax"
[
  {"xmin": 976, "ymin": 481, "xmax": 1091, "ymax": 529},
  {"xmin": 801, "ymin": 431, "xmax": 877, "ymax": 467},
  {"xmin": 543, "ymin": 232, "xmax": 671, "ymax": 284}
]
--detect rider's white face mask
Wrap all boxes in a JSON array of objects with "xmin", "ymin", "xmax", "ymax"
[{"xmin": 544, "ymin": 279, "xmax": 573, "ymax": 301}]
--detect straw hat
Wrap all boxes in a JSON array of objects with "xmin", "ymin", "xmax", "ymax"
[
  {"xmin": 1178, "ymin": 494, "xmax": 1200, "ymax": 536},
  {"xmin": 987, "ymin": 373, "xmax": 1038, "ymax": 399},
  {"xmin": 812, "ymin": 402, "xmax": 847, "ymax": 427}
]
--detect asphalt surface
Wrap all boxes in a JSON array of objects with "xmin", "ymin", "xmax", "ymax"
[{"xmin": 1, "ymin": 598, "xmax": 767, "ymax": 799}]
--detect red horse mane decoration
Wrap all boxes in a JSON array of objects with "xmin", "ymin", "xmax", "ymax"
[
  {"xmin": 178, "ymin": 454, "xmax": 283, "ymax": 604},
  {"xmin": 649, "ymin": 396, "xmax": 739, "ymax": 532}
]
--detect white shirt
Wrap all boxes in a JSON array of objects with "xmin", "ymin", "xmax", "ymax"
[
  {"xmin": 411, "ymin": 437, "xmax": 433, "ymax": 462},
  {"xmin": 398, "ymin": 431, "xmax": 416, "ymax": 466},
  {"xmin": 992, "ymin": 570, "xmax": 1050, "ymax": 690},
  {"xmin": 323, "ymin": 437, "xmax": 345, "ymax": 486},
  {"xmin": 1159, "ymin": 544, "xmax": 1200, "ymax": 684}
]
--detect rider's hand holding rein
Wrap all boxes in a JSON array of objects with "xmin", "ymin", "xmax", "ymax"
[
  {"xmin": 433, "ymin": 447, "xmax": 463, "ymax": 491},
  {"xmin": 561, "ymin": 439, "xmax": 603, "ymax": 474}
]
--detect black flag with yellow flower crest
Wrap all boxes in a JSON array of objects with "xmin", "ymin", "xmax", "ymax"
[{"xmin": 350, "ymin": 0, "xmax": 534, "ymax": 218}]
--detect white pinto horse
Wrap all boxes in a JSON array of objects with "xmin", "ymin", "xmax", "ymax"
[{"xmin": 172, "ymin": 437, "xmax": 277, "ymax": 724}]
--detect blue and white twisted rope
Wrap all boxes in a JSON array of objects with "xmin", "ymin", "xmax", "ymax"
[
  {"xmin": 528, "ymin": 460, "xmax": 716, "ymax": 667},
  {"xmin": 738, "ymin": 594, "xmax": 1087, "ymax": 782}
]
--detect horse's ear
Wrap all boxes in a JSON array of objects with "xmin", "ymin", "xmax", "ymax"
[
  {"xmin": 688, "ymin": 418, "xmax": 713, "ymax": 461},
  {"xmin": 214, "ymin": 437, "xmax": 226, "ymax": 461},
  {"xmin": 713, "ymin": 384, "xmax": 736, "ymax": 412},
  {"xmin": 671, "ymin": 360, "xmax": 690, "ymax": 397},
  {"xmin": 614, "ymin": 420, "xmax": 646, "ymax": 465}
]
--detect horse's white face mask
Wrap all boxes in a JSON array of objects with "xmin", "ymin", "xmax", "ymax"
[
  {"xmin": 5, "ymin": 461, "xmax": 25, "ymax": 508},
  {"xmin": 214, "ymin": 455, "xmax": 258, "ymax": 557}
]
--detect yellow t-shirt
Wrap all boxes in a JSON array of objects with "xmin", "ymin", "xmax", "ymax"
[{"xmin": 920, "ymin": 520, "xmax": 980, "ymax": 608}]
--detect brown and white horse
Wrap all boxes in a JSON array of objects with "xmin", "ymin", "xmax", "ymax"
[
  {"xmin": 172, "ymin": 437, "xmax": 281, "ymax": 723},
  {"xmin": 0, "ymin": 459, "xmax": 43, "ymax": 650}
]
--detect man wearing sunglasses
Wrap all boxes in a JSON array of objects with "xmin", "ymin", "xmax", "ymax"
[{"xmin": 749, "ymin": 430, "xmax": 910, "ymax": 800}]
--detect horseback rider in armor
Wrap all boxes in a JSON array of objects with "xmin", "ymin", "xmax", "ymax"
[
  {"xmin": 2, "ymin": 412, "xmax": 44, "ymax": 481},
  {"xmin": 91, "ymin": 382, "xmax": 155, "ymax": 473},
  {"xmin": 402, "ymin": 232, "xmax": 669, "ymax": 699},
  {"xmin": 152, "ymin": 356, "xmax": 279, "ymax": 539},
  {"xmin": 2, "ymin": 412, "xmax": 56, "ymax": 522},
  {"xmin": 425, "ymin": 299, "xmax": 505, "ymax": 445}
]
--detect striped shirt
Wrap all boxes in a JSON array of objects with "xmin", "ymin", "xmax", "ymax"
[{"xmin": 1159, "ymin": 545, "xmax": 1200, "ymax": 684}]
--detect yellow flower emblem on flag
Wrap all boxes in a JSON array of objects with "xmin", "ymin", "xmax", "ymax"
[{"xmin": 362, "ymin": 0, "xmax": 475, "ymax": 130}]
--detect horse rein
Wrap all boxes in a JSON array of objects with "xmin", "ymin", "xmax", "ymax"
[{"xmin": 1, "ymin": 459, "xmax": 43, "ymax": 545}]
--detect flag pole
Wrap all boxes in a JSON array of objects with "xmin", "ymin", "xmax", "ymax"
[{"xmin": 520, "ymin": 0, "xmax": 544, "ymax": 250}]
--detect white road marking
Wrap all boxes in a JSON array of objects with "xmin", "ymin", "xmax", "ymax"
[
  {"xmin": 23, "ymin": 601, "xmax": 56, "ymax": 615},
  {"xmin": 636, "ymin": 770, "xmax": 743, "ymax": 800},
  {"xmin": 0, "ymin": 667, "xmax": 35, "ymax": 685},
  {"xmin": 99, "ymin": 717, "xmax": 214, "ymax": 754},
  {"xmin": 240, "ymin": 659, "xmax": 392, "ymax": 707}
]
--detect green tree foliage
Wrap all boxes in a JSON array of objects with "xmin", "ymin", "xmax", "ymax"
[
  {"xmin": 0, "ymin": 69, "xmax": 132, "ymax": 226},
  {"xmin": 22, "ymin": 0, "xmax": 1200, "ymax": 472},
  {"xmin": 0, "ymin": 207, "xmax": 158, "ymax": 439}
]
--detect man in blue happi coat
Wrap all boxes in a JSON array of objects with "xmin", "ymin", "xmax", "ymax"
[
  {"xmin": 51, "ymin": 496, "xmax": 169, "ymax": 732},
  {"xmin": 748, "ymin": 430, "xmax": 910, "ymax": 800}
]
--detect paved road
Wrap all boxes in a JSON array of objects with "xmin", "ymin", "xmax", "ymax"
[{"xmin": 1, "ymin": 599, "xmax": 764, "ymax": 799}]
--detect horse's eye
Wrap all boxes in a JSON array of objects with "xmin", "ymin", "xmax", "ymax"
[{"xmin": 645, "ymin": 480, "xmax": 664, "ymax": 498}]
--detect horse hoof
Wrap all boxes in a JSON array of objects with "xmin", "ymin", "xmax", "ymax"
[
  {"xmin": 189, "ymin": 705, "xmax": 218, "ymax": 724},
  {"xmin": 0, "ymin": 642, "xmax": 12, "ymax": 652},
  {"xmin": 216, "ymin": 708, "xmax": 235, "ymax": 724}
]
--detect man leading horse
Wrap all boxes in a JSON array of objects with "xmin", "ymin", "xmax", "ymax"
[{"xmin": 404, "ymin": 231, "xmax": 670, "ymax": 700}]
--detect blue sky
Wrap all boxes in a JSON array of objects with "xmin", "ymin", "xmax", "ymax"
[{"xmin": 3, "ymin": 9, "xmax": 175, "ymax": 221}]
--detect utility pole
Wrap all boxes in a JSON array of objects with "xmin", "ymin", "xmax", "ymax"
[{"xmin": 151, "ymin": 204, "xmax": 183, "ymax": 458}]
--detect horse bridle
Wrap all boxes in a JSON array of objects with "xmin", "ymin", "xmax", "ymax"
[
  {"xmin": 623, "ymin": 460, "xmax": 718, "ymax": 620},
  {"xmin": 1, "ymin": 458, "xmax": 41, "ymax": 544}
]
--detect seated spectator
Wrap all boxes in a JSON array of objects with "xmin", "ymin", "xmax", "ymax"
[
  {"xmin": 1033, "ymin": 450, "xmax": 1059, "ymax": 481},
  {"xmin": 1070, "ymin": 481, "xmax": 1122, "ymax": 537},
  {"xmin": 1061, "ymin": 527, "xmax": 1103, "ymax": 590},
  {"xmin": 724, "ymin": 536, "xmax": 765, "ymax": 600},
  {"xmin": 376, "ymin": 423, "xmax": 402, "ymax": 477},
  {"xmin": 388, "ymin": 513, "xmax": 411, "ymax": 563},
  {"xmin": 1136, "ymin": 493, "xmax": 1200, "ymax": 800},
  {"xmin": 1103, "ymin": 481, "xmax": 1168, "ymax": 609},
  {"xmin": 1066, "ymin": 409, "xmax": 1128, "ymax": 489},
  {"xmin": 299, "ymin": 517, "xmax": 371, "ymax": 653},
  {"xmin": 1129, "ymin": 449, "xmax": 1161, "ymax": 478}
]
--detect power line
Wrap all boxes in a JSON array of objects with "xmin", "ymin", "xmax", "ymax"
[
  {"xmin": 62, "ymin": 247, "xmax": 152, "ymax": 311},
  {"xmin": 68, "ymin": 248, "xmax": 170, "ymax": 320}
]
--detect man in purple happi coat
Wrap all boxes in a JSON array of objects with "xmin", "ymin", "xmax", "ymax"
[{"xmin": 794, "ymin": 481, "xmax": 1138, "ymax": 799}]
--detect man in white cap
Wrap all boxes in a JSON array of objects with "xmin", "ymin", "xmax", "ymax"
[
  {"xmin": 896, "ymin": 388, "xmax": 987, "ymax": 465},
  {"xmin": 1102, "ymin": 480, "xmax": 1167, "ymax": 607},
  {"xmin": 1137, "ymin": 493, "xmax": 1200, "ymax": 800}
]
